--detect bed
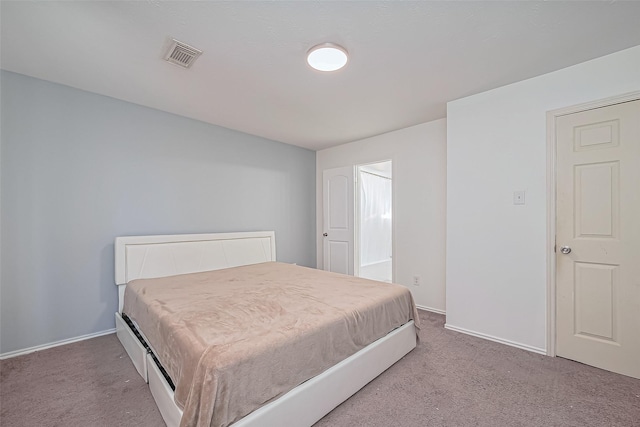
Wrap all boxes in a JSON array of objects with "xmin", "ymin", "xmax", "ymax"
[{"xmin": 114, "ymin": 231, "xmax": 418, "ymax": 427}]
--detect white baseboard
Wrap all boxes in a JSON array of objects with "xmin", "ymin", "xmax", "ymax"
[
  {"xmin": 0, "ymin": 328, "xmax": 116, "ymax": 360},
  {"xmin": 416, "ymin": 304, "xmax": 445, "ymax": 315},
  {"xmin": 444, "ymin": 323, "xmax": 546, "ymax": 355}
]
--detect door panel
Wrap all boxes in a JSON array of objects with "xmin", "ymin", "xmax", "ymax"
[
  {"xmin": 327, "ymin": 241, "xmax": 349, "ymax": 275},
  {"xmin": 556, "ymin": 99, "xmax": 640, "ymax": 379},
  {"xmin": 329, "ymin": 175, "xmax": 349, "ymax": 230},
  {"xmin": 574, "ymin": 161, "xmax": 619, "ymax": 238},
  {"xmin": 322, "ymin": 167, "xmax": 354, "ymax": 275},
  {"xmin": 574, "ymin": 262, "xmax": 617, "ymax": 342}
]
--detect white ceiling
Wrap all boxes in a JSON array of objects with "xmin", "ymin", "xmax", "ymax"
[{"xmin": 2, "ymin": 1, "xmax": 640, "ymax": 151}]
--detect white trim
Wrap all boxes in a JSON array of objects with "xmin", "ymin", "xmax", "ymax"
[
  {"xmin": 444, "ymin": 323, "xmax": 546, "ymax": 355},
  {"xmin": 545, "ymin": 108, "xmax": 558, "ymax": 358},
  {"xmin": 354, "ymin": 165, "xmax": 361, "ymax": 278},
  {"xmin": 0, "ymin": 328, "xmax": 116, "ymax": 360},
  {"xmin": 416, "ymin": 304, "xmax": 445, "ymax": 315},
  {"xmin": 545, "ymin": 90, "xmax": 640, "ymax": 358}
]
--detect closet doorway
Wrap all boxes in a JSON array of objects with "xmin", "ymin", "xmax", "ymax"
[{"xmin": 356, "ymin": 161, "xmax": 393, "ymax": 283}]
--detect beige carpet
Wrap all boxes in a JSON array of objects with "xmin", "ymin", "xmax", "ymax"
[{"xmin": 1, "ymin": 310, "xmax": 639, "ymax": 426}]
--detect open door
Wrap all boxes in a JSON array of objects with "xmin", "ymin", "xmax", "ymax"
[
  {"xmin": 555, "ymin": 99, "xmax": 640, "ymax": 379},
  {"xmin": 357, "ymin": 161, "xmax": 393, "ymax": 282},
  {"xmin": 322, "ymin": 166, "xmax": 354, "ymax": 275}
]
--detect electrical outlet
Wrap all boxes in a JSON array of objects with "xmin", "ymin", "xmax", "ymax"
[{"xmin": 412, "ymin": 276, "xmax": 420, "ymax": 286}]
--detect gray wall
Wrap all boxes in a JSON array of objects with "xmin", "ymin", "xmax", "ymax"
[{"xmin": 0, "ymin": 71, "xmax": 316, "ymax": 354}]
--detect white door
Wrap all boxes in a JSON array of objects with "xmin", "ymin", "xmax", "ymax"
[
  {"xmin": 322, "ymin": 166, "xmax": 354, "ymax": 275},
  {"xmin": 556, "ymin": 99, "xmax": 640, "ymax": 379}
]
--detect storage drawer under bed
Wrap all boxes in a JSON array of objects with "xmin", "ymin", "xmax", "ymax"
[{"xmin": 115, "ymin": 312, "xmax": 148, "ymax": 382}]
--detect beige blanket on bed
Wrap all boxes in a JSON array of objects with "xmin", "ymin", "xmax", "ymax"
[{"xmin": 123, "ymin": 262, "xmax": 418, "ymax": 427}]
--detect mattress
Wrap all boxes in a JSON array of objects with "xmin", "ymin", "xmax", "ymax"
[{"xmin": 123, "ymin": 262, "xmax": 418, "ymax": 427}]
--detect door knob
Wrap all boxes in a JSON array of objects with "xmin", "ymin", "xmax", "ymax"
[
  {"xmin": 560, "ymin": 246, "xmax": 572, "ymax": 254},
  {"xmin": 323, "ymin": 233, "xmax": 328, "ymax": 237}
]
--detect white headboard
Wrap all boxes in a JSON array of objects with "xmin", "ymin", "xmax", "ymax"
[{"xmin": 114, "ymin": 231, "xmax": 276, "ymax": 312}]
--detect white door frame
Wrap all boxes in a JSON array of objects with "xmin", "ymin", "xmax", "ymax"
[
  {"xmin": 545, "ymin": 90, "xmax": 640, "ymax": 357},
  {"xmin": 355, "ymin": 160, "xmax": 394, "ymax": 283}
]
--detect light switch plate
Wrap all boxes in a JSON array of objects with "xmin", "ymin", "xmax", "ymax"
[{"xmin": 513, "ymin": 190, "xmax": 526, "ymax": 205}]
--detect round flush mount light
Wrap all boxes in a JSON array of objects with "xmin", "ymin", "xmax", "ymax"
[{"xmin": 306, "ymin": 43, "xmax": 348, "ymax": 72}]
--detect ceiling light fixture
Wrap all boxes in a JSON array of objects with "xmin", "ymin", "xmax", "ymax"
[{"xmin": 306, "ymin": 43, "xmax": 348, "ymax": 72}]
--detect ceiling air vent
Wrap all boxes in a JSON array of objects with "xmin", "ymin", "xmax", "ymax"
[{"xmin": 164, "ymin": 39, "xmax": 202, "ymax": 69}]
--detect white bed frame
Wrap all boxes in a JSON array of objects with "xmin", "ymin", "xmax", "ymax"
[{"xmin": 114, "ymin": 231, "xmax": 416, "ymax": 427}]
